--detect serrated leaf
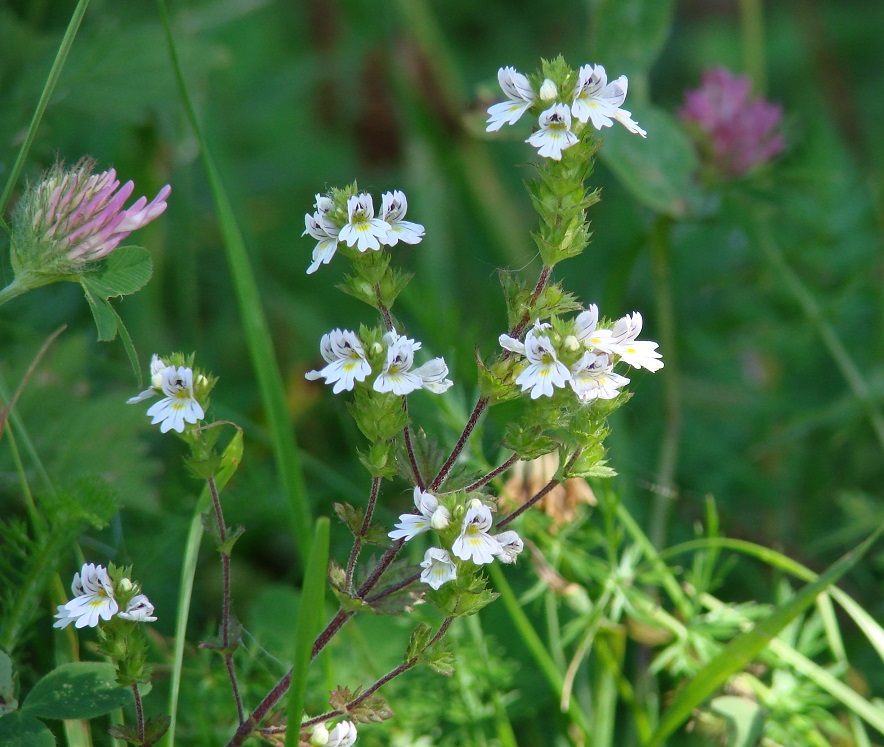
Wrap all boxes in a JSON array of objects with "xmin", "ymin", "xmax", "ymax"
[
  {"xmin": 22, "ymin": 662, "xmax": 144, "ymax": 720},
  {"xmin": 218, "ymin": 525, "xmax": 246, "ymax": 556},
  {"xmin": 422, "ymin": 642, "xmax": 456, "ymax": 677},
  {"xmin": 328, "ymin": 685, "xmax": 358, "ymax": 712},
  {"xmin": 80, "ymin": 247, "xmax": 153, "ymax": 299},
  {"xmin": 328, "ymin": 687, "xmax": 393, "ymax": 723},
  {"xmin": 405, "ymin": 623, "xmax": 433, "ymax": 660},
  {"xmin": 0, "ymin": 712, "xmax": 56, "ymax": 746},
  {"xmin": 108, "ymin": 714, "xmax": 170, "ymax": 746},
  {"xmin": 600, "ymin": 105, "xmax": 700, "ymax": 217}
]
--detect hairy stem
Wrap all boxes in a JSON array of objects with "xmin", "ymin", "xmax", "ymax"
[
  {"xmin": 496, "ymin": 448, "xmax": 582, "ymax": 530},
  {"xmin": 345, "ymin": 477, "xmax": 382, "ymax": 590},
  {"xmin": 463, "ymin": 453, "xmax": 520, "ymax": 493},
  {"xmin": 402, "ymin": 399, "xmax": 425, "ymax": 490},
  {"xmin": 132, "ymin": 685, "xmax": 145, "ymax": 744}
]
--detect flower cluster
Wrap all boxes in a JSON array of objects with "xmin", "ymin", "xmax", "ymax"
[
  {"xmin": 499, "ymin": 305, "xmax": 663, "ymax": 401},
  {"xmin": 389, "ymin": 490, "xmax": 524, "ymax": 590},
  {"xmin": 53, "ymin": 563, "xmax": 156, "ymax": 630},
  {"xmin": 487, "ymin": 64, "xmax": 646, "ymax": 160},
  {"xmin": 679, "ymin": 67, "xmax": 784, "ymax": 177},
  {"xmin": 127, "ymin": 354, "xmax": 207, "ymax": 433},
  {"xmin": 305, "ymin": 329, "xmax": 452, "ymax": 397},
  {"xmin": 303, "ymin": 190, "xmax": 424, "ymax": 274},
  {"xmin": 12, "ymin": 158, "xmax": 170, "ymax": 274},
  {"xmin": 310, "ymin": 720, "xmax": 358, "ymax": 747}
]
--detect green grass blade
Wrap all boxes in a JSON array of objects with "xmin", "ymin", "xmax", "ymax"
[
  {"xmin": 646, "ymin": 529, "xmax": 882, "ymax": 746},
  {"xmin": 0, "ymin": 0, "xmax": 91, "ymax": 219},
  {"xmin": 285, "ymin": 517, "xmax": 330, "ymax": 747},
  {"xmin": 165, "ymin": 431, "xmax": 243, "ymax": 747},
  {"xmin": 156, "ymin": 0, "xmax": 312, "ymax": 563}
]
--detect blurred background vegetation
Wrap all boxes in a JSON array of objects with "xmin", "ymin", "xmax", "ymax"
[{"xmin": 1, "ymin": 0, "xmax": 882, "ymax": 744}]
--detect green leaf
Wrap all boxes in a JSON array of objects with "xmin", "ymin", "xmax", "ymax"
[
  {"xmin": 0, "ymin": 651, "xmax": 17, "ymax": 715},
  {"xmin": 710, "ymin": 695, "xmax": 766, "ymax": 747},
  {"xmin": 81, "ymin": 247, "xmax": 153, "ymax": 298},
  {"xmin": 600, "ymin": 105, "xmax": 700, "ymax": 218},
  {"xmin": 0, "ymin": 711, "xmax": 56, "ymax": 747},
  {"xmin": 108, "ymin": 714, "xmax": 170, "ymax": 746},
  {"xmin": 285, "ymin": 517, "xmax": 330, "ymax": 747},
  {"xmin": 81, "ymin": 284, "xmax": 118, "ymax": 341},
  {"xmin": 589, "ymin": 0, "xmax": 675, "ymax": 78},
  {"xmin": 647, "ymin": 529, "xmax": 882, "ymax": 746},
  {"xmin": 405, "ymin": 623, "xmax": 433, "ymax": 661},
  {"xmin": 22, "ymin": 662, "xmax": 141, "ymax": 720}
]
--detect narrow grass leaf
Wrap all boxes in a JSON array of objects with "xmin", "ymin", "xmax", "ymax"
[
  {"xmin": 647, "ymin": 529, "xmax": 881, "ymax": 746},
  {"xmin": 286, "ymin": 517, "xmax": 330, "ymax": 747}
]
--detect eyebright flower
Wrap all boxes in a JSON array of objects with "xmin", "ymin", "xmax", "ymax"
[
  {"xmin": 452, "ymin": 501, "xmax": 502, "ymax": 565},
  {"xmin": 126, "ymin": 354, "xmax": 168, "ymax": 404},
  {"xmin": 325, "ymin": 721, "xmax": 358, "ymax": 747},
  {"xmin": 388, "ymin": 487, "xmax": 450, "ymax": 541},
  {"xmin": 117, "ymin": 594, "xmax": 157, "ymax": 623},
  {"xmin": 379, "ymin": 190, "xmax": 425, "ymax": 246},
  {"xmin": 53, "ymin": 563, "xmax": 118, "ymax": 629},
  {"xmin": 486, "ymin": 66, "xmax": 535, "ymax": 132},
  {"xmin": 304, "ymin": 208, "xmax": 341, "ymax": 274},
  {"xmin": 588, "ymin": 311, "xmax": 663, "ymax": 372},
  {"xmin": 500, "ymin": 320, "xmax": 572, "ymax": 399},
  {"xmin": 679, "ymin": 67, "xmax": 784, "ymax": 176},
  {"xmin": 144, "ymin": 365, "xmax": 205, "ymax": 433},
  {"xmin": 526, "ymin": 104, "xmax": 579, "ymax": 161},
  {"xmin": 373, "ymin": 332, "xmax": 453, "ymax": 396},
  {"xmin": 492, "ymin": 530, "xmax": 524, "ymax": 564},
  {"xmin": 12, "ymin": 159, "xmax": 170, "ymax": 275},
  {"xmin": 420, "ymin": 548, "xmax": 458, "ymax": 590},
  {"xmin": 305, "ymin": 329, "xmax": 373, "ymax": 393},
  {"xmin": 569, "ymin": 351, "xmax": 630, "ymax": 401},
  {"xmin": 571, "ymin": 64, "xmax": 646, "ymax": 138},
  {"xmin": 338, "ymin": 193, "xmax": 390, "ymax": 252}
]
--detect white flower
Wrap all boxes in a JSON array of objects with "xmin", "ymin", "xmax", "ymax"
[
  {"xmin": 592, "ymin": 312, "xmax": 663, "ymax": 372},
  {"xmin": 118, "ymin": 594, "xmax": 157, "ymax": 623},
  {"xmin": 379, "ymin": 190, "xmax": 425, "ymax": 246},
  {"xmin": 305, "ymin": 329, "xmax": 372, "ymax": 393},
  {"xmin": 569, "ymin": 351, "xmax": 630, "ymax": 401},
  {"xmin": 389, "ymin": 487, "xmax": 449, "ymax": 541},
  {"xmin": 145, "ymin": 365, "xmax": 205, "ymax": 433},
  {"xmin": 571, "ymin": 64, "xmax": 645, "ymax": 137},
  {"xmin": 373, "ymin": 332, "xmax": 423, "ymax": 395},
  {"xmin": 53, "ymin": 563, "xmax": 118, "ymax": 629},
  {"xmin": 304, "ymin": 210, "xmax": 341, "ymax": 274},
  {"xmin": 452, "ymin": 502, "xmax": 502, "ymax": 565},
  {"xmin": 501, "ymin": 320, "xmax": 571, "ymax": 399},
  {"xmin": 338, "ymin": 193, "xmax": 390, "ymax": 252},
  {"xmin": 574, "ymin": 305, "xmax": 613, "ymax": 350},
  {"xmin": 538, "ymin": 78, "xmax": 558, "ymax": 101},
  {"xmin": 420, "ymin": 548, "xmax": 457, "ymax": 590},
  {"xmin": 526, "ymin": 104, "xmax": 579, "ymax": 160},
  {"xmin": 412, "ymin": 357, "xmax": 453, "ymax": 394},
  {"xmin": 486, "ymin": 66, "xmax": 535, "ymax": 132},
  {"xmin": 493, "ymin": 531, "xmax": 524, "ymax": 564},
  {"xmin": 326, "ymin": 720, "xmax": 357, "ymax": 747},
  {"xmin": 126, "ymin": 354, "xmax": 168, "ymax": 404}
]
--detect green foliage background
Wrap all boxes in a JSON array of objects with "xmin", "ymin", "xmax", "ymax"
[{"xmin": 0, "ymin": 0, "xmax": 882, "ymax": 744}]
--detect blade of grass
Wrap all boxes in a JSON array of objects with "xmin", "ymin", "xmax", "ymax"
[
  {"xmin": 0, "ymin": 0, "xmax": 91, "ymax": 218},
  {"xmin": 646, "ymin": 529, "xmax": 882, "ymax": 746},
  {"xmin": 156, "ymin": 0, "xmax": 312, "ymax": 564},
  {"xmin": 165, "ymin": 431, "xmax": 243, "ymax": 747},
  {"xmin": 285, "ymin": 517, "xmax": 330, "ymax": 747},
  {"xmin": 488, "ymin": 563, "xmax": 592, "ymax": 738}
]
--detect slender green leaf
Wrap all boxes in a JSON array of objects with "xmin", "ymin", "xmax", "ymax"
[
  {"xmin": 0, "ymin": 651, "xmax": 16, "ymax": 715},
  {"xmin": 0, "ymin": 712, "xmax": 56, "ymax": 747},
  {"xmin": 647, "ymin": 530, "xmax": 881, "ymax": 746},
  {"xmin": 80, "ymin": 284, "xmax": 118, "ymax": 341},
  {"xmin": 285, "ymin": 518, "xmax": 330, "ymax": 747}
]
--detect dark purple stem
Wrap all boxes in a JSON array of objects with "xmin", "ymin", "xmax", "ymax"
[
  {"xmin": 463, "ymin": 453, "xmax": 520, "ymax": 493},
  {"xmin": 345, "ymin": 477, "xmax": 382, "ymax": 590},
  {"xmin": 131, "ymin": 684, "xmax": 145, "ymax": 744},
  {"xmin": 402, "ymin": 399, "xmax": 425, "ymax": 490},
  {"xmin": 364, "ymin": 570, "xmax": 422, "ymax": 604}
]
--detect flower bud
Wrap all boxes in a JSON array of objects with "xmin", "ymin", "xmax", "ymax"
[
  {"xmin": 310, "ymin": 724, "xmax": 330, "ymax": 746},
  {"xmin": 563, "ymin": 334, "xmax": 580, "ymax": 352},
  {"xmin": 539, "ymin": 78, "xmax": 558, "ymax": 101},
  {"xmin": 430, "ymin": 506, "xmax": 451, "ymax": 531}
]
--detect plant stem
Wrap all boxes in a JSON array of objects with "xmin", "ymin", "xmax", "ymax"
[
  {"xmin": 207, "ymin": 475, "xmax": 245, "ymax": 724},
  {"xmin": 401, "ymin": 399, "xmax": 425, "ymax": 489},
  {"xmin": 648, "ymin": 215, "xmax": 681, "ymax": 551},
  {"xmin": 462, "ymin": 453, "xmax": 519, "ymax": 493},
  {"xmin": 345, "ymin": 477, "xmax": 382, "ymax": 590},
  {"xmin": 496, "ymin": 448, "xmax": 582, "ymax": 530},
  {"xmin": 132, "ymin": 685, "xmax": 145, "ymax": 744}
]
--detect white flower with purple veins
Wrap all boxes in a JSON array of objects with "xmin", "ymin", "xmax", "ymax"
[
  {"xmin": 593, "ymin": 312, "xmax": 663, "ymax": 372},
  {"xmin": 569, "ymin": 351, "xmax": 630, "ymax": 401},
  {"xmin": 571, "ymin": 64, "xmax": 646, "ymax": 138},
  {"xmin": 379, "ymin": 191, "xmax": 425, "ymax": 246},
  {"xmin": 305, "ymin": 328, "xmax": 372, "ymax": 393},
  {"xmin": 452, "ymin": 501, "xmax": 502, "ymax": 565},
  {"xmin": 526, "ymin": 104, "xmax": 579, "ymax": 161},
  {"xmin": 493, "ymin": 531, "xmax": 524, "ymax": 564},
  {"xmin": 373, "ymin": 331, "xmax": 423, "ymax": 395},
  {"xmin": 500, "ymin": 320, "xmax": 572, "ymax": 399},
  {"xmin": 338, "ymin": 193, "xmax": 390, "ymax": 252},
  {"xmin": 486, "ymin": 66, "xmax": 536, "ymax": 132},
  {"xmin": 53, "ymin": 563, "xmax": 119, "ymax": 629},
  {"xmin": 413, "ymin": 357, "xmax": 453, "ymax": 394},
  {"xmin": 118, "ymin": 594, "xmax": 157, "ymax": 623},
  {"xmin": 304, "ymin": 207, "xmax": 341, "ymax": 274},
  {"xmin": 314, "ymin": 720, "xmax": 358, "ymax": 747},
  {"xmin": 420, "ymin": 548, "xmax": 458, "ymax": 590},
  {"xmin": 389, "ymin": 487, "xmax": 450, "ymax": 541},
  {"xmin": 145, "ymin": 365, "xmax": 205, "ymax": 433},
  {"xmin": 126, "ymin": 354, "xmax": 168, "ymax": 404},
  {"xmin": 574, "ymin": 305, "xmax": 613, "ymax": 351}
]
